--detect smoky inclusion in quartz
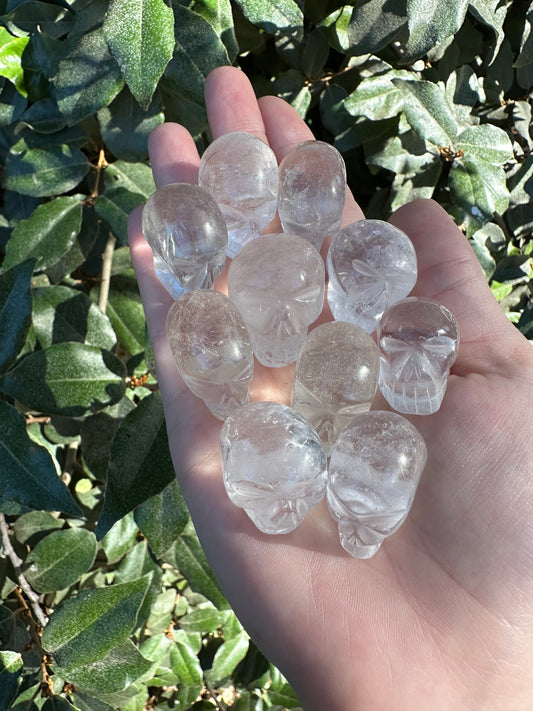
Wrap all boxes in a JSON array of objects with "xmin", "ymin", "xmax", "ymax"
[
  {"xmin": 292, "ymin": 321, "xmax": 379, "ymax": 456},
  {"xmin": 327, "ymin": 411, "xmax": 427, "ymax": 559},
  {"xmin": 199, "ymin": 131, "xmax": 279, "ymax": 258},
  {"xmin": 220, "ymin": 401, "xmax": 328, "ymax": 534},
  {"xmin": 166, "ymin": 290, "xmax": 254, "ymax": 420},
  {"xmin": 142, "ymin": 183, "xmax": 228, "ymax": 299},
  {"xmin": 327, "ymin": 219, "xmax": 418, "ymax": 333}
]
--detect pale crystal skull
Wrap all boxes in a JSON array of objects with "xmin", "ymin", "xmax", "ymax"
[
  {"xmin": 198, "ymin": 131, "xmax": 279, "ymax": 258},
  {"xmin": 292, "ymin": 321, "xmax": 379, "ymax": 456},
  {"xmin": 142, "ymin": 183, "xmax": 227, "ymax": 299},
  {"xmin": 220, "ymin": 401, "xmax": 328, "ymax": 534},
  {"xmin": 327, "ymin": 219, "xmax": 417, "ymax": 333},
  {"xmin": 278, "ymin": 140, "xmax": 346, "ymax": 250},
  {"xmin": 166, "ymin": 290, "xmax": 253, "ymax": 420},
  {"xmin": 377, "ymin": 297, "xmax": 459, "ymax": 415},
  {"xmin": 327, "ymin": 410, "xmax": 427, "ymax": 559},
  {"xmin": 227, "ymin": 233, "xmax": 325, "ymax": 367}
]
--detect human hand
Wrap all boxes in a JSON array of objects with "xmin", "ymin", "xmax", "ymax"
[{"xmin": 128, "ymin": 65, "xmax": 533, "ymax": 710}]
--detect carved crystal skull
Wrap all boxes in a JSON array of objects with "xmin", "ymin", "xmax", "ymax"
[
  {"xmin": 292, "ymin": 321, "xmax": 379, "ymax": 456},
  {"xmin": 227, "ymin": 233, "xmax": 325, "ymax": 367},
  {"xmin": 220, "ymin": 401, "xmax": 328, "ymax": 534},
  {"xmin": 327, "ymin": 411, "xmax": 427, "ymax": 559},
  {"xmin": 142, "ymin": 183, "xmax": 228, "ymax": 298},
  {"xmin": 166, "ymin": 290, "xmax": 254, "ymax": 420},
  {"xmin": 377, "ymin": 297, "xmax": 459, "ymax": 415}
]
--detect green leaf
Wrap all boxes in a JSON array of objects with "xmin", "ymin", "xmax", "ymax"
[
  {"xmin": 103, "ymin": 160, "xmax": 156, "ymax": 198},
  {"xmin": 514, "ymin": 6, "xmax": 533, "ymax": 90},
  {"xmin": 42, "ymin": 574, "xmax": 152, "ymax": 670},
  {"xmin": 346, "ymin": 0, "xmax": 407, "ymax": 55},
  {"xmin": 0, "ymin": 26, "xmax": 29, "ymax": 95},
  {"xmin": 343, "ymin": 74, "xmax": 404, "ymax": 121},
  {"xmin": 403, "ymin": 0, "xmax": 468, "ymax": 62},
  {"xmin": 100, "ymin": 512, "xmax": 139, "ymax": 565},
  {"xmin": 72, "ymin": 692, "xmax": 116, "ymax": 711},
  {"xmin": 456, "ymin": 124, "xmax": 513, "ymax": 165},
  {"xmin": 94, "ymin": 188, "xmax": 145, "ymax": 245},
  {"xmin": 179, "ymin": 606, "xmax": 227, "ymax": 634},
  {"xmin": 0, "ymin": 343, "xmax": 126, "ymax": 417},
  {"xmin": 12, "ymin": 510, "xmax": 64, "ymax": 546},
  {"xmin": 0, "ymin": 605, "xmax": 15, "ymax": 648},
  {"xmin": 134, "ymin": 479, "xmax": 189, "ymax": 558},
  {"xmin": 141, "ymin": 634, "xmax": 203, "ymax": 703},
  {"xmin": 4, "ymin": 196, "xmax": 83, "ymax": 272},
  {"xmin": 207, "ymin": 633, "xmax": 249, "ymax": 685},
  {"xmin": 97, "ymin": 88, "xmax": 164, "ymax": 162},
  {"xmin": 42, "ymin": 697, "xmax": 79, "ymax": 711},
  {"xmin": 3, "ymin": 145, "xmax": 89, "ymax": 198},
  {"xmin": 95, "ymin": 392, "xmax": 176, "ymax": 539},
  {"xmin": 32, "ymin": 285, "xmax": 116, "ymax": 350},
  {"xmin": 0, "ymin": 650, "xmax": 23, "ymax": 710},
  {"xmin": 232, "ymin": 0, "xmax": 302, "ymax": 35},
  {"xmin": 392, "ymin": 78, "xmax": 459, "ymax": 146},
  {"xmin": 0, "ymin": 400, "xmax": 82, "ymax": 517},
  {"xmin": 61, "ymin": 640, "xmax": 153, "ymax": 694},
  {"xmin": 23, "ymin": 528, "xmax": 97, "ymax": 593},
  {"xmin": 115, "ymin": 540, "xmax": 162, "ymax": 626},
  {"xmin": 80, "ymin": 399, "xmax": 135, "ymax": 481},
  {"xmin": 469, "ymin": 0, "xmax": 507, "ymax": 62},
  {"xmin": 53, "ymin": 28, "xmax": 124, "ymax": 124},
  {"xmin": 0, "ymin": 259, "xmax": 34, "ymax": 376},
  {"xmin": 189, "ymin": 0, "xmax": 238, "ymax": 61},
  {"xmin": 103, "ymin": 0, "xmax": 174, "ymax": 110}
]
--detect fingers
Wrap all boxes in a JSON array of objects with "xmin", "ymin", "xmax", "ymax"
[
  {"xmin": 390, "ymin": 199, "xmax": 528, "ymax": 375},
  {"xmin": 148, "ymin": 123, "xmax": 200, "ymax": 188}
]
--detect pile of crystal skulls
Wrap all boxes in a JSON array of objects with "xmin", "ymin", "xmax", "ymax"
[
  {"xmin": 220, "ymin": 401, "xmax": 328, "ymax": 534},
  {"xmin": 278, "ymin": 140, "xmax": 346, "ymax": 251},
  {"xmin": 378, "ymin": 297, "xmax": 459, "ymax": 415},
  {"xmin": 327, "ymin": 411, "xmax": 427, "ymax": 559},
  {"xmin": 142, "ymin": 183, "xmax": 227, "ymax": 299},
  {"xmin": 327, "ymin": 219, "xmax": 417, "ymax": 333},
  {"xmin": 228, "ymin": 233, "xmax": 325, "ymax": 367},
  {"xmin": 166, "ymin": 290, "xmax": 254, "ymax": 420},
  {"xmin": 199, "ymin": 131, "xmax": 278, "ymax": 258},
  {"xmin": 292, "ymin": 321, "xmax": 379, "ymax": 456}
]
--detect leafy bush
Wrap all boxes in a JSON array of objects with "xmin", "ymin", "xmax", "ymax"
[{"xmin": 0, "ymin": 0, "xmax": 531, "ymax": 709}]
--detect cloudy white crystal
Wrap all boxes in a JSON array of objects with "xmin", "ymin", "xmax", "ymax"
[
  {"xmin": 220, "ymin": 401, "xmax": 328, "ymax": 534},
  {"xmin": 327, "ymin": 411, "xmax": 427, "ymax": 559},
  {"xmin": 166, "ymin": 290, "xmax": 254, "ymax": 420},
  {"xmin": 198, "ymin": 131, "xmax": 279, "ymax": 258},
  {"xmin": 377, "ymin": 297, "xmax": 459, "ymax": 415},
  {"xmin": 278, "ymin": 140, "xmax": 346, "ymax": 251},
  {"xmin": 292, "ymin": 321, "xmax": 379, "ymax": 456},
  {"xmin": 327, "ymin": 219, "xmax": 417, "ymax": 333},
  {"xmin": 227, "ymin": 233, "xmax": 325, "ymax": 367},
  {"xmin": 142, "ymin": 183, "xmax": 227, "ymax": 299}
]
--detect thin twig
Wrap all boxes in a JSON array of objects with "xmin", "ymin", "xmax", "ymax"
[
  {"xmin": 0, "ymin": 513, "xmax": 48, "ymax": 627},
  {"xmin": 98, "ymin": 233, "xmax": 116, "ymax": 313}
]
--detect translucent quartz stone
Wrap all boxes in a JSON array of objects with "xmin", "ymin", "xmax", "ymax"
[
  {"xmin": 327, "ymin": 411, "xmax": 427, "ymax": 559},
  {"xmin": 166, "ymin": 290, "xmax": 253, "ymax": 420},
  {"xmin": 278, "ymin": 140, "xmax": 346, "ymax": 251},
  {"xmin": 220, "ymin": 401, "xmax": 328, "ymax": 534},
  {"xmin": 198, "ymin": 131, "xmax": 279, "ymax": 258},
  {"xmin": 227, "ymin": 233, "xmax": 325, "ymax": 367},
  {"xmin": 142, "ymin": 183, "xmax": 227, "ymax": 299},
  {"xmin": 327, "ymin": 219, "xmax": 417, "ymax": 333},
  {"xmin": 292, "ymin": 321, "xmax": 379, "ymax": 456},
  {"xmin": 377, "ymin": 297, "xmax": 459, "ymax": 415}
]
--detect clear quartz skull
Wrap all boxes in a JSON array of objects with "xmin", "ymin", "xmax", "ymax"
[
  {"xmin": 166, "ymin": 290, "xmax": 254, "ymax": 420},
  {"xmin": 327, "ymin": 411, "xmax": 427, "ymax": 559},
  {"xmin": 142, "ymin": 183, "xmax": 228, "ymax": 299},
  {"xmin": 278, "ymin": 140, "xmax": 346, "ymax": 251},
  {"xmin": 327, "ymin": 219, "xmax": 417, "ymax": 333},
  {"xmin": 220, "ymin": 401, "xmax": 328, "ymax": 534},
  {"xmin": 227, "ymin": 233, "xmax": 325, "ymax": 367},
  {"xmin": 198, "ymin": 131, "xmax": 279, "ymax": 258},
  {"xmin": 292, "ymin": 321, "xmax": 379, "ymax": 456},
  {"xmin": 377, "ymin": 297, "xmax": 459, "ymax": 415}
]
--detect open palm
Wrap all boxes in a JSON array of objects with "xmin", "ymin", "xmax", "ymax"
[{"xmin": 128, "ymin": 66, "xmax": 533, "ymax": 710}]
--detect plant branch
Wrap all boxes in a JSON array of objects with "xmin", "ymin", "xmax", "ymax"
[
  {"xmin": 0, "ymin": 513, "xmax": 48, "ymax": 628},
  {"xmin": 99, "ymin": 232, "xmax": 116, "ymax": 313}
]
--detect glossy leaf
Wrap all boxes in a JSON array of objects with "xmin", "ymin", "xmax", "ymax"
[
  {"xmin": 100, "ymin": 512, "xmax": 139, "ymax": 565},
  {"xmin": 95, "ymin": 392, "xmax": 176, "ymax": 539},
  {"xmin": 190, "ymin": 0, "xmax": 238, "ymax": 61},
  {"xmin": 3, "ymin": 145, "xmax": 89, "ymax": 197},
  {"xmin": 0, "ymin": 650, "xmax": 23, "ymax": 710},
  {"xmin": 94, "ymin": 188, "xmax": 146, "ymax": 245},
  {"xmin": 0, "ymin": 342, "xmax": 126, "ymax": 417},
  {"xmin": 0, "ymin": 400, "xmax": 82, "ymax": 517},
  {"xmin": 392, "ymin": 79, "xmax": 459, "ymax": 146},
  {"xmin": 102, "ymin": 160, "xmax": 156, "ymax": 199},
  {"xmin": 53, "ymin": 28, "xmax": 124, "ymax": 124},
  {"xmin": 103, "ymin": 0, "xmax": 174, "ymax": 110},
  {"xmin": 0, "ymin": 259, "xmax": 34, "ymax": 376},
  {"xmin": 207, "ymin": 633, "xmax": 249, "ymax": 685},
  {"xmin": 42, "ymin": 574, "xmax": 152, "ymax": 670},
  {"xmin": 0, "ymin": 26, "xmax": 29, "ymax": 95},
  {"xmin": 403, "ymin": 0, "xmax": 468, "ymax": 62},
  {"xmin": 232, "ymin": 0, "xmax": 303, "ymax": 35},
  {"xmin": 134, "ymin": 479, "xmax": 189, "ymax": 558},
  {"xmin": 23, "ymin": 528, "xmax": 97, "ymax": 593}
]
